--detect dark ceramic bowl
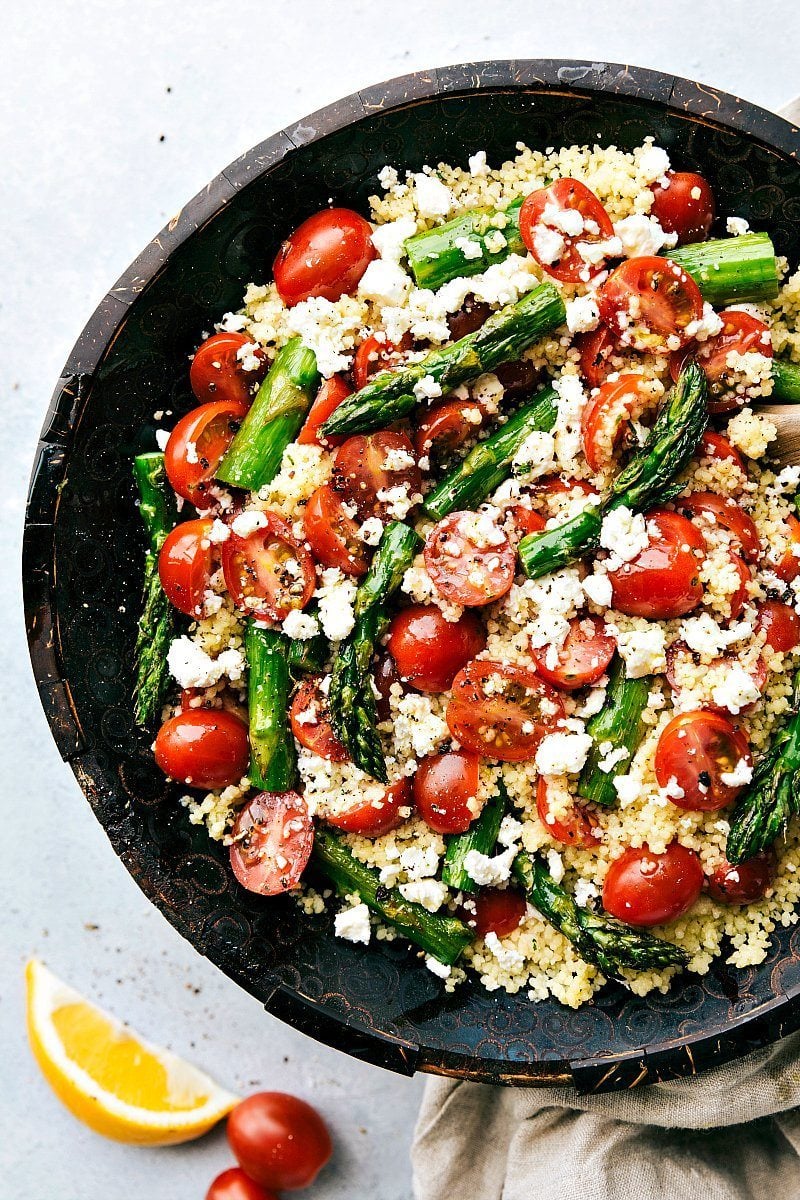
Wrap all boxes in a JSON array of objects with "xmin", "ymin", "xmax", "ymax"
[{"xmin": 24, "ymin": 61, "xmax": 800, "ymax": 1093}]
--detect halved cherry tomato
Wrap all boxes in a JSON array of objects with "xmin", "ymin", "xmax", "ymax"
[
  {"xmin": 222, "ymin": 513, "xmax": 315, "ymax": 622},
  {"xmin": 154, "ymin": 708, "xmax": 250, "ymax": 789},
  {"xmin": 303, "ymin": 484, "xmax": 369, "ymax": 577},
  {"xmin": 500, "ymin": 502, "xmax": 547, "ymax": 543},
  {"xmin": 772, "ymin": 514, "xmax": 800, "ymax": 584},
  {"xmin": 707, "ymin": 851, "xmax": 776, "ymax": 905},
  {"xmin": 352, "ymin": 333, "xmax": 411, "ymax": 389},
  {"xmin": 206, "ymin": 1167, "xmax": 278, "ymax": 1200},
  {"xmin": 413, "ymin": 751, "xmax": 480, "ymax": 834},
  {"xmin": 462, "ymin": 888, "xmax": 527, "ymax": 938},
  {"xmin": 607, "ymin": 509, "xmax": 705, "ymax": 620},
  {"xmin": 297, "ymin": 374, "xmax": 351, "ymax": 447},
  {"xmin": 528, "ymin": 477, "xmax": 600, "ymax": 522},
  {"xmin": 326, "ymin": 777, "xmax": 412, "ymax": 837},
  {"xmin": 531, "ymin": 615, "xmax": 616, "ymax": 692},
  {"xmin": 273, "ymin": 207, "xmax": 375, "ymax": 306},
  {"xmin": 424, "ymin": 511, "xmax": 515, "ymax": 607},
  {"xmin": 164, "ymin": 399, "xmax": 248, "ymax": 505},
  {"xmin": 388, "ymin": 604, "xmax": 486, "ymax": 693},
  {"xmin": 670, "ymin": 310, "xmax": 773, "ymax": 414},
  {"xmin": 665, "ymin": 641, "xmax": 767, "ymax": 714},
  {"xmin": 290, "ymin": 676, "xmax": 348, "ymax": 762},
  {"xmin": 227, "ymin": 1091, "xmax": 331, "ymax": 1191},
  {"xmin": 519, "ymin": 178, "xmax": 615, "ymax": 283},
  {"xmin": 190, "ymin": 332, "xmax": 266, "ymax": 408},
  {"xmin": 413, "ymin": 398, "xmax": 483, "ymax": 463},
  {"xmin": 373, "ymin": 651, "xmax": 401, "ymax": 722},
  {"xmin": 677, "ymin": 492, "xmax": 761, "ymax": 561},
  {"xmin": 757, "ymin": 600, "xmax": 800, "ymax": 652},
  {"xmin": 698, "ymin": 430, "xmax": 746, "ymax": 473},
  {"xmin": 603, "ymin": 842, "xmax": 703, "ymax": 927},
  {"xmin": 581, "ymin": 373, "xmax": 654, "ymax": 472},
  {"xmin": 599, "ymin": 256, "xmax": 704, "ymax": 352},
  {"xmin": 727, "ymin": 553, "xmax": 752, "ymax": 620},
  {"xmin": 576, "ymin": 325, "xmax": 623, "ymax": 389},
  {"xmin": 332, "ymin": 431, "xmax": 421, "ymax": 520},
  {"xmin": 654, "ymin": 710, "xmax": 752, "ymax": 812},
  {"xmin": 229, "ymin": 792, "xmax": 313, "ymax": 896},
  {"xmin": 158, "ymin": 517, "xmax": 215, "ymax": 617},
  {"xmin": 650, "ymin": 171, "xmax": 715, "ymax": 245},
  {"xmin": 446, "ymin": 660, "xmax": 565, "ymax": 762},
  {"xmin": 536, "ymin": 776, "xmax": 599, "ymax": 848}
]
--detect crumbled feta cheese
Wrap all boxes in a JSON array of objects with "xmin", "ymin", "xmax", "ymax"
[
  {"xmin": 398, "ymin": 879, "xmax": 448, "ymax": 912},
  {"xmin": 378, "ymin": 164, "xmax": 399, "ymax": 190},
  {"xmin": 598, "ymin": 746, "xmax": 629, "ymax": 773},
  {"xmin": 546, "ymin": 848, "xmax": 565, "ymax": 883},
  {"xmin": 315, "ymin": 567, "xmax": 357, "ymax": 642},
  {"xmin": 358, "ymin": 516, "xmax": 384, "ymax": 546},
  {"xmin": 155, "ymin": 429, "xmax": 170, "ymax": 451},
  {"xmin": 535, "ymin": 731, "xmax": 593, "ymax": 776},
  {"xmin": 463, "ymin": 845, "xmax": 518, "ymax": 887},
  {"xmin": 425, "ymin": 956, "xmax": 452, "ymax": 980},
  {"xmin": 399, "ymin": 844, "xmax": 440, "ymax": 880},
  {"xmin": 334, "ymin": 903, "xmax": 371, "ymax": 944},
  {"xmin": 616, "ymin": 626, "xmax": 667, "ymax": 678},
  {"xmin": 484, "ymin": 930, "xmax": 525, "ymax": 969},
  {"xmin": 284, "ymin": 294, "xmax": 367, "ymax": 378},
  {"xmin": 573, "ymin": 878, "xmax": 600, "ymax": 908},
  {"xmin": 484, "ymin": 230, "xmax": 507, "ymax": 255},
  {"xmin": 282, "ymin": 610, "xmax": 320, "ymax": 640},
  {"xmin": 235, "ymin": 340, "xmax": 262, "ymax": 372},
  {"xmin": 720, "ymin": 759, "xmax": 754, "ymax": 788},
  {"xmin": 711, "ymin": 666, "xmax": 761, "ymax": 715},
  {"xmin": 680, "ymin": 612, "xmax": 751, "ymax": 659},
  {"xmin": 497, "ymin": 815, "xmax": 524, "ymax": 848},
  {"xmin": 471, "ymin": 372, "xmax": 504, "ymax": 411},
  {"xmin": 468, "ymin": 150, "xmax": 488, "ymax": 177},
  {"xmin": 413, "ymin": 173, "xmax": 454, "ymax": 218},
  {"xmin": 726, "ymin": 216, "xmax": 750, "ymax": 237},
  {"xmin": 600, "ymin": 507, "xmax": 649, "ymax": 568},
  {"xmin": 413, "ymin": 374, "xmax": 442, "ymax": 401},
  {"xmin": 685, "ymin": 303, "xmax": 725, "ymax": 343},
  {"xmin": 638, "ymin": 143, "xmax": 671, "ymax": 183},
  {"xmin": 167, "ymin": 636, "xmax": 245, "ymax": 689},
  {"xmin": 454, "ymin": 235, "xmax": 483, "ymax": 260},
  {"xmin": 613, "ymin": 213, "xmax": 677, "ymax": 258},
  {"xmin": 370, "ymin": 216, "xmax": 417, "ymax": 264},
  {"xmin": 613, "ymin": 775, "xmax": 641, "ymax": 805},
  {"xmin": 575, "ymin": 236, "xmax": 623, "ymax": 266},
  {"xmin": 512, "ymin": 429, "xmax": 557, "ymax": 479},
  {"xmin": 231, "ymin": 509, "xmax": 268, "ymax": 538},
  {"xmin": 565, "ymin": 295, "xmax": 600, "ymax": 334},
  {"xmin": 662, "ymin": 775, "xmax": 685, "ymax": 800},
  {"xmin": 542, "ymin": 201, "xmax": 585, "ymax": 238},
  {"xmin": 582, "ymin": 572, "xmax": 613, "ymax": 608},
  {"xmin": 552, "ymin": 373, "xmax": 589, "ymax": 471},
  {"xmin": 358, "ymin": 258, "xmax": 411, "ymax": 307},
  {"xmin": 532, "ymin": 224, "xmax": 565, "ymax": 265},
  {"xmin": 206, "ymin": 518, "xmax": 231, "ymax": 544}
]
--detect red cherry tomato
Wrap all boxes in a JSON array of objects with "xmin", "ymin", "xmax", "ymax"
[
  {"xmin": 519, "ymin": 178, "xmax": 615, "ymax": 283},
  {"xmin": 500, "ymin": 501, "xmax": 548, "ymax": 543},
  {"xmin": 536, "ymin": 776, "xmax": 599, "ymax": 848},
  {"xmin": 222, "ymin": 513, "xmax": 315, "ymax": 622},
  {"xmin": 607, "ymin": 509, "xmax": 705, "ymax": 619},
  {"xmin": 446, "ymin": 660, "xmax": 565, "ymax": 762},
  {"xmin": 326, "ymin": 777, "xmax": 412, "ymax": 837},
  {"xmin": 726, "ymin": 553, "xmax": 752, "ymax": 620},
  {"xmin": 772, "ymin": 514, "xmax": 800, "ymax": 584},
  {"xmin": 273, "ymin": 208, "xmax": 375, "ymax": 306},
  {"xmin": 699, "ymin": 430, "xmax": 746, "ymax": 473},
  {"xmin": 227, "ymin": 1091, "xmax": 332, "ymax": 1191},
  {"xmin": 297, "ymin": 374, "xmax": 351, "ymax": 447},
  {"xmin": 576, "ymin": 325, "xmax": 624, "ymax": 389},
  {"xmin": 229, "ymin": 793, "xmax": 313, "ymax": 897},
  {"xmin": 531, "ymin": 615, "xmax": 616, "ymax": 692},
  {"xmin": 677, "ymin": 492, "xmax": 761, "ymax": 562},
  {"xmin": 332, "ymin": 431, "xmax": 421, "ymax": 520},
  {"xmin": 303, "ymin": 484, "xmax": 370, "ymax": 578},
  {"xmin": 707, "ymin": 852, "xmax": 776, "ymax": 905},
  {"xmin": 757, "ymin": 600, "xmax": 800, "ymax": 652},
  {"xmin": 352, "ymin": 333, "xmax": 411, "ymax": 389},
  {"xmin": 654, "ymin": 710, "xmax": 752, "ymax": 812},
  {"xmin": 670, "ymin": 310, "xmax": 773, "ymax": 414},
  {"xmin": 388, "ymin": 604, "xmax": 487, "ymax": 694},
  {"xmin": 424, "ymin": 510, "xmax": 515, "ymax": 608},
  {"xmin": 463, "ymin": 888, "xmax": 527, "ymax": 938},
  {"xmin": 603, "ymin": 843, "xmax": 703, "ymax": 927},
  {"xmin": 413, "ymin": 751, "xmax": 480, "ymax": 834},
  {"xmin": 164, "ymin": 400, "xmax": 248, "ymax": 506},
  {"xmin": 289, "ymin": 676, "xmax": 348, "ymax": 762},
  {"xmin": 154, "ymin": 709, "xmax": 250, "ymax": 789},
  {"xmin": 206, "ymin": 1167, "xmax": 278, "ymax": 1200},
  {"xmin": 158, "ymin": 517, "xmax": 215, "ymax": 617},
  {"xmin": 650, "ymin": 171, "xmax": 715, "ymax": 245},
  {"xmin": 599, "ymin": 256, "xmax": 704, "ymax": 352},
  {"xmin": 190, "ymin": 332, "xmax": 266, "ymax": 408},
  {"xmin": 581, "ymin": 373, "xmax": 653, "ymax": 472},
  {"xmin": 413, "ymin": 398, "xmax": 484, "ymax": 463}
]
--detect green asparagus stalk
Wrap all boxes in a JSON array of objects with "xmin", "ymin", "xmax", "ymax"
[
  {"xmin": 404, "ymin": 197, "xmax": 526, "ymax": 291},
  {"xmin": 216, "ymin": 339, "xmax": 319, "ymax": 492},
  {"xmin": 442, "ymin": 782, "xmax": 508, "ymax": 892},
  {"xmin": 772, "ymin": 359, "xmax": 800, "ymax": 403},
  {"xmin": 669, "ymin": 233, "xmax": 779, "ymax": 306},
  {"xmin": 423, "ymin": 387, "xmax": 558, "ymax": 521},
  {"xmin": 518, "ymin": 360, "xmax": 708, "ymax": 579},
  {"xmin": 726, "ymin": 671, "xmax": 800, "ymax": 863},
  {"xmin": 578, "ymin": 657, "xmax": 650, "ymax": 807},
  {"xmin": 246, "ymin": 622, "xmax": 296, "ymax": 791},
  {"xmin": 320, "ymin": 282, "xmax": 565, "ymax": 438},
  {"xmin": 513, "ymin": 851, "xmax": 688, "ymax": 976},
  {"xmin": 133, "ymin": 452, "xmax": 178, "ymax": 726},
  {"xmin": 286, "ymin": 605, "xmax": 328, "ymax": 676},
  {"xmin": 313, "ymin": 827, "xmax": 472, "ymax": 965},
  {"xmin": 329, "ymin": 523, "xmax": 421, "ymax": 781}
]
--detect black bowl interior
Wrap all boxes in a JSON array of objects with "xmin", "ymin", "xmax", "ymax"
[{"xmin": 24, "ymin": 63, "xmax": 800, "ymax": 1092}]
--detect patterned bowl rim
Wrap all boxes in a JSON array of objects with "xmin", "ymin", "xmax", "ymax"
[{"xmin": 22, "ymin": 60, "xmax": 800, "ymax": 1091}]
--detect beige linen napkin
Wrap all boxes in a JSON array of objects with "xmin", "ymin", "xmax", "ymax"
[{"xmin": 412, "ymin": 94, "xmax": 800, "ymax": 1200}]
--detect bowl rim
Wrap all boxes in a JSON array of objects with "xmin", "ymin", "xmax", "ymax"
[{"xmin": 23, "ymin": 59, "xmax": 800, "ymax": 1092}]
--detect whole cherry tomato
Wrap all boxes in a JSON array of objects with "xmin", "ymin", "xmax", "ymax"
[
  {"xmin": 413, "ymin": 751, "xmax": 480, "ymax": 834},
  {"xmin": 154, "ymin": 709, "xmax": 250, "ymax": 790},
  {"xmin": 227, "ymin": 1092, "xmax": 332, "ymax": 1191},
  {"xmin": 707, "ymin": 852, "xmax": 776, "ymax": 905},
  {"xmin": 206, "ymin": 1168, "xmax": 278, "ymax": 1200},
  {"xmin": 190, "ymin": 332, "xmax": 266, "ymax": 408},
  {"xmin": 273, "ymin": 208, "xmax": 375, "ymax": 306},
  {"xmin": 603, "ymin": 843, "xmax": 703, "ymax": 927},
  {"xmin": 650, "ymin": 171, "xmax": 715, "ymax": 244},
  {"xmin": 388, "ymin": 604, "xmax": 486, "ymax": 693},
  {"xmin": 158, "ymin": 517, "xmax": 215, "ymax": 617}
]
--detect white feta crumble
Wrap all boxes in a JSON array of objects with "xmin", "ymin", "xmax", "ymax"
[
  {"xmin": 484, "ymin": 931, "xmax": 525, "ymax": 970},
  {"xmin": 468, "ymin": 150, "xmax": 488, "ymax": 177},
  {"xmin": 471, "ymin": 372, "xmax": 505, "ymax": 411},
  {"xmin": 573, "ymin": 878, "xmax": 600, "ymax": 908},
  {"xmin": 454, "ymin": 235, "xmax": 483, "ymax": 260},
  {"xmin": 378, "ymin": 164, "xmax": 399, "ymax": 189},
  {"xmin": 413, "ymin": 374, "xmax": 442, "ymax": 402},
  {"xmin": 167, "ymin": 636, "xmax": 245, "ymax": 689},
  {"xmin": 392, "ymin": 692, "xmax": 449, "ymax": 759},
  {"xmin": 315, "ymin": 567, "xmax": 358, "ymax": 642},
  {"xmin": 235, "ymin": 340, "xmax": 262, "ymax": 373},
  {"xmin": 398, "ymin": 879, "xmax": 448, "ymax": 912},
  {"xmin": 281, "ymin": 610, "xmax": 320, "ymax": 640},
  {"xmin": 484, "ymin": 230, "xmax": 507, "ymax": 255},
  {"xmin": 613, "ymin": 213, "xmax": 678, "ymax": 258},
  {"xmin": 638, "ymin": 143, "xmax": 671, "ymax": 183},
  {"xmin": 334, "ymin": 903, "xmax": 371, "ymax": 945},
  {"xmin": 685, "ymin": 303, "xmax": 725, "ymax": 343},
  {"xmin": 582, "ymin": 572, "xmax": 613, "ymax": 608},
  {"xmin": 357, "ymin": 258, "xmax": 410, "ymax": 307},
  {"xmin": 546, "ymin": 849, "xmax": 565, "ymax": 884},
  {"xmin": 613, "ymin": 775, "xmax": 642, "ymax": 805},
  {"xmin": 413, "ymin": 172, "xmax": 454, "ymax": 218},
  {"xmin": 726, "ymin": 216, "xmax": 750, "ymax": 237},
  {"xmin": 565, "ymin": 295, "xmax": 600, "ymax": 334},
  {"xmin": 463, "ymin": 845, "xmax": 518, "ymax": 887},
  {"xmin": 711, "ymin": 666, "xmax": 761, "ymax": 715},
  {"xmin": 512, "ymin": 429, "xmax": 557, "ymax": 479},
  {"xmin": 552, "ymin": 373, "xmax": 589, "ymax": 471},
  {"xmin": 358, "ymin": 516, "xmax": 384, "ymax": 546},
  {"xmin": 616, "ymin": 626, "xmax": 667, "ymax": 678},
  {"xmin": 535, "ymin": 731, "xmax": 593, "ymax": 776},
  {"xmin": 532, "ymin": 224, "xmax": 565, "ymax": 265},
  {"xmin": 680, "ymin": 612, "xmax": 752, "ymax": 658},
  {"xmin": 498, "ymin": 815, "xmax": 524, "ymax": 848},
  {"xmin": 231, "ymin": 509, "xmax": 268, "ymax": 538},
  {"xmin": 425, "ymin": 956, "xmax": 452, "ymax": 980},
  {"xmin": 206, "ymin": 518, "xmax": 232, "ymax": 544},
  {"xmin": 155, "ymin": 429, "xmax": 170, "ymax": 451},
  {"xmin": 720, "ymin": 759, "xmax": 754, "ymax": 788},
  {"xmin": 576, "ymin": 235, "xmax": 623, "ymax": 266},
  {"xmin": 599, "ymin": 506, "xmax": 649, "ymax": 568},
  {"xmin": 370, "ymin": 216, "xmax": 417, "ymax": 264},
  {"xmin": 399, "ymin": 844, "xmax": 440, "ymax": 880}
]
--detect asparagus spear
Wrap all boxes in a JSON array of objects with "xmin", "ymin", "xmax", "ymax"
[
  {"xmin": 405, "ymin": 197, "xmax": 526, "ymax": 290},
  {"xmin": 442, "ymin": 782, "xmax": 508, "ymax": 892},
  {"xmin": 313, "ymin": 828, "xmax": 472, "ymax": 965},
  {"xmin": 772, "ymin": 359, "xmax": 800, "ymax": 403},
  {"xmin": 726, "ymin": 671, "xmax": 800, "ymax": 864},
  {"xmin": 513, "ymin": 851, "xmax": 688, "ymax": 976},
  {"xmin": 132, "ymin": 452, "xmax": 178, "ymax": 726},
  {"xmin": 286, "ymin": 610, "xmax": 328, "ymax": 676},
  {"xmin": 518, "ymin": 360, "xmax": 708, "ymax": 579},
  {"xmin": 216, "ymin": 339, "xmax": 320, "ymax": 492},
  {"xmin": 329, "ymin": 522, "xmax": 421, "ymax": 781},
  {"xmin": 246, "ymin": 622, "xmax": 296, "ymax": 791},
  {"xmin": 578, "ymin": 657, "xmax": 650, "ymax": 807},
  {"xmin": 423, "ymin": 387, "xmax": 558, "ymax": 521},
  {"xmin": 669, "ymin": 233, "xmax": 779, "ymax": 306},
  {"xmin": 320, "ymin": 282, "xmax": 565, "ymax": 438}
]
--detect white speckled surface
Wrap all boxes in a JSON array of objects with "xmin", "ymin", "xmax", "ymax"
[{"xmin": 2, "ymin": 3, "xmax": 799, "ymax": 1197}]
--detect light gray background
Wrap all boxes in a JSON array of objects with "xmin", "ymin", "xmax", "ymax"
[{"xmin": 2, "ymin": 2, "xmax": 798, "ymax": 1197}]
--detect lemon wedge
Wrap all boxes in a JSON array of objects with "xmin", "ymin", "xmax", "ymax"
[{"xmin": 25, "ymin": 959, "xmax": 239, "ymax": 1144}]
